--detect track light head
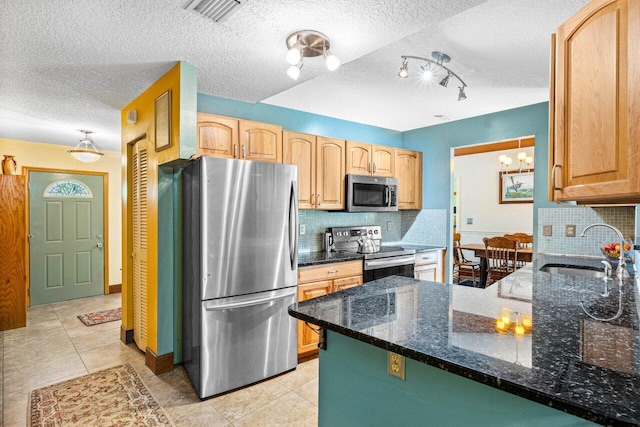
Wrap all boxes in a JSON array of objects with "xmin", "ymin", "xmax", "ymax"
[
  {"xmin": 458, "ymin": 86, "xmax": 467, "ymax": 101},
  {"xmin": 420, "ymin": 63, "xmax": 433, "ymax": 81},
  {"xmin": 398, "ymin": 59, "xmax": 408, "ymax": 78},
  {"xmin": 287, "ymin": 62, "xmax": 303, "ymax": 80},
  {"xmin": 323, "ymin": 49, "xmax": 340, "ymax": 71},
  {"xmin": 439, "ymin": 72, "xmax": 451, "ymax": 87},
  {"xmin": 285, "ymin": 30, "xmax": 339, "ymax": 78}
]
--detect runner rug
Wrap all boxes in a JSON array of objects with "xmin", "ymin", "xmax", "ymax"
[
  {"xmin": 77, "ymin": 307, "xmax": 121, "ymax": 326},
  {"xmin": 29, "ymin": 363, "xmax": 172, "ymax": 426}
]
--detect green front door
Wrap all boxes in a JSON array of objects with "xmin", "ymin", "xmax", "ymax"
[{"xmin": 29, "ymin": 172, "xmax": 104, "ymax": 305}]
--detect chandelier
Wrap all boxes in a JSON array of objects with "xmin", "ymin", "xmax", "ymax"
[{"xmin": 67, "ymin": 130, "xmax": 104, "ymax": 162}]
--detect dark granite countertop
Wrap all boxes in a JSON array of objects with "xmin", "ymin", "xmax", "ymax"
[
  {"xmin": 390, "ymin": 243, "xmax": 446, "ymax": 252},
  {"xmin": 289, "ymin": 254, "xmax": 640, "ymax": 426},
  {"xmin": 298, "ymin": 251, "xmax": 364, "ymax": 267}
]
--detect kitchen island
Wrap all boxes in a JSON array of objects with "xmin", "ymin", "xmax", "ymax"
[{"xmin": 288, "ymin": 254, "xmax": 640, "ymax": 426}]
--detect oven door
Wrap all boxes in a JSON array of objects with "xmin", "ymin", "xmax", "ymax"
[{"xmin": 363, "ymin": 255, "xmax": 415, "ymax": 282}]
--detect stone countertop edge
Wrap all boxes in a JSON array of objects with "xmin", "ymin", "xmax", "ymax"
[{"xmin": 289, "ymin": 255, "xmax": 640, "ymax": 426}]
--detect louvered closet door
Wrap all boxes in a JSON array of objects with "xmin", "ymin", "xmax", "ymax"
[{"xmin": 131, "ymin": 140, "xmax": 149, "ymax": 352}]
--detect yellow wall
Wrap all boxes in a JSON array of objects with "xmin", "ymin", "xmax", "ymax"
[
  {"xmin": 120, "ymin": 62, "xmax": 183, "ymax": 355},
  {"xmin": 0, "ymin": 138, "xmax": 122, "ymax": 289}
]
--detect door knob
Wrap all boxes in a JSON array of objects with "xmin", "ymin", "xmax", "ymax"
[{"xmin": 97, "ymin": 243, "xmax": 103, "ymax": 248}]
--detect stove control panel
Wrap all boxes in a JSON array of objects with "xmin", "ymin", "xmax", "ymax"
[{"xmin": 329, "ymin": 226, "xmax": 381, "ymax": 243}]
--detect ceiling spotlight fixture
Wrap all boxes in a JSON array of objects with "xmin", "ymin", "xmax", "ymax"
[
  {"xmin": 439, "ymin": 72, "xmax": 451, "ymax": 87},
  {"xmin": 458, "ymin": 86, "xmax": 467, "ymax": 101},
  {"xmin": 397, "ymin": 51, "xmax": 468, "ymax": 100},
  {"xmin": 287, "ymin": 61, "xmax": 303, "ymax": 80},
  {"xmin": 398, "ymin": 58, "xmax": 409, "ymax": 78},
  {"xmin": 68, "ymin": 130, "xmax": 104, "ymax": 162},
  {"xmin": 285, "ymin": 30, "xmax": 340, "ymax": 79}
]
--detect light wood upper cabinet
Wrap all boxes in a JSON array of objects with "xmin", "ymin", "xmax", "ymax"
[
  {"xmin": 238, "ymin": 120, "xmax": 282, "ymax": 163},
  {"xmin": 196, "ymin": 114, "xmax": 282, "ymax": 162},
  {"xmin": 395, "ymin": 148, "xmax": 422, "ymax": 210},
  {"xmin": 283, "ymin": 131, "xmax": 316, "ymax": 209},
  {"xmin": 550, "ymin": 0, "xmax": 640, "ymax": 202},
  {"xmin": 197, "ymin": 113, "xmax": 238, "ymax": 158},
  {"xmin": 316, "ymin": 137, "xmax": 345, "ymax": 210},
  {"xmin": 284, "ymin": 132, "xmax": 344, "ymax": 210},
  {"xmin": 346, "ymin": 141, "xmax": 395, "ymax": 177}
]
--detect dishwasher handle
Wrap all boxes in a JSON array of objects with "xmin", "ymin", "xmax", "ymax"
[{"xmin": 204, "ymin": 288, "xmax": 296, "ymax": 311}]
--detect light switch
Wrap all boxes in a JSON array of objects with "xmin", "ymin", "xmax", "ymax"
[
  {"xmin": 566, "ymin": 225, "xmax": 576, "ymax": 237},
  {"xmin": 543, "ymin": 225, "xmax": 552, "ymax": 236},
  {"xmin": 299, "ymin": 224, "xmax": 306, "ymax": 235},
  {"xmin": 466, "ymin": 218, "xmax": 473, "ymax": 225}
]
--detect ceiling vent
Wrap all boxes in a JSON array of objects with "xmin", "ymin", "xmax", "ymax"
[{"xmin": 184, "ymin": 0, "xmax": 245, "ymax": 23}]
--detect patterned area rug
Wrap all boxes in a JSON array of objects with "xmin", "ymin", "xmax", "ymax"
[
  {"xmin": 77, "ymin": 307, "xmax": 121, "ymax": 326},
  {"xmin": 29, "ymin": 363, "xmax": 172, "ymax": 426}
]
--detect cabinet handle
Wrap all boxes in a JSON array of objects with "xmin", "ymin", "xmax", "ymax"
[
  {"xmin": 242, "ymin": 145, "xmax": 246, "ymax": 157},
  {"xmin": 368, "ymin": 162, "xmax": 371, "ymax": 173},
  {"xmin": 328, "ymin": 270, "xmax": 338, "ymax": 274},
  {"xmin": 311, "ymin": 194, "xmax": 316, "ymax": 206},
  {"xmin": 233, "ymin": 144, "xmax": 237, "ymax": 157},
  {"xmin": 317, "ymin": 194, "xmax": 321, "ymax": 206},
  {"xmin": 373, "ymin": 163, "xmax": 377, "ymax": 174},
  {"xmin": 551, "ymin": 164, "xmax": 563, "ymax": 190}
]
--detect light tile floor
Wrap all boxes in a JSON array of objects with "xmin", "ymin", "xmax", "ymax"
[{"xmin": 1, "ymin": 294, "xmax": 319, "ymax": 426}]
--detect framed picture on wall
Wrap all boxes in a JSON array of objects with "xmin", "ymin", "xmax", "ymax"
[
  {"xmin": 499, "ymin": 169, "xmax": 534, "ymax": 204},
  {"xmin": 154, "ymin": 90, "xmax": 171, "ymax": 152}
]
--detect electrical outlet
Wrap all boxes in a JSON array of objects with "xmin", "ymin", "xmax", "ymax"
[
  {"xmin": 299, "ymin": 224, "xmax": 305, "ymax": 235},
  {"xmin": 566, "ymin": 225, "xmax": 576, "ymax": 237},
  {"xmin": 543, "ymin": 225, "xmax": 552, "ymax": 236},
  {"xmin": 466, "ymin": 218, "xmax": 473, "ymax": 225},
  {"xmin": 387, "ymin": 221, "xmax": 392, "ymax": 231},
  {"xmin": 387, "ymin": 352, "xmax": 405, "ymax": 380}
]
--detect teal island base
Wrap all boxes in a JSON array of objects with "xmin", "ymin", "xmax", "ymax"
[{"xmin": 318, "ymin": 331, "xmax": 596, "ymax": 427}]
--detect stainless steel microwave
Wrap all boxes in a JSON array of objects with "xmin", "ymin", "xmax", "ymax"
[{"xmin": 346, "ymin": 174, "xmax": 398, "ymax": 212}]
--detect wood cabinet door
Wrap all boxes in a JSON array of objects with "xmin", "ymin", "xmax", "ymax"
[
  {"xmin": 0, "ymin": 175, "xmax": 26, "ymax": 331},
  {"xmin": 283, "ymin": 131, "xmax": 316, "ymax": 209},
  {"xmin": 395, "ymin": 149, "xmax": 422, "ymax": 210},
  {"xmin": 346, "ymin": 141, "xmax": 371, "ymax": 175},
  {"xmin": 196, "ymin": 113, "xmax": 238, "ymax": 158},
  {"xmin": 552, "ymin": 0, "xmax": 640, "ymax": 202},
  {"xmin": 298, "ymin": 280, "xmax": 333, "ymax": 355},
  {"xmin": 316, "ymin": 137, "xmax": 345, "ymax": 210},
  {"xmin": 415, "ymin": 264, "xmax": 438, "ymax": 282},
  {"xmin": 239, "ymin": 120, "xmax": 282, "ymax": 163},
  {"xmin": 333, "ymin": 275, "xmax": 363, "ymax": 292},
  {"xmin": 372, "ymin": 146, "xmax": 395, "ymax": 177}
]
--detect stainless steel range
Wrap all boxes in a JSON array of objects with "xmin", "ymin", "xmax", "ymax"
[{"xmin": 328, "ymin": 226, "xmax": 415, "ymax": 282}]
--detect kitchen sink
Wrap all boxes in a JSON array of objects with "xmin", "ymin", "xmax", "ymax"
[{"xmin": 539, "ymin": 264, "xmax": 606, "ymax": 278}]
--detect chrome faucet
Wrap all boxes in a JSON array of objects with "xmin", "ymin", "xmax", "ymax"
[{"xmin": 581, "ymin": 223, "xmax": 627, "ymax": 278}]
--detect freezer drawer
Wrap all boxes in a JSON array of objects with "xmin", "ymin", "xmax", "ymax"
[{"xmin": 196, "ymin": 286, "xmax": 297, "ymax": 399}]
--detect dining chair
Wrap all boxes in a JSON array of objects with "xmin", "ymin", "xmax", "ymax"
[
  {"xmin": 503, "ymin": 233, "xmax": 533, "ymax": 269},
  {"xmin": 483, "ymin": 236, "xmax": 519, "ymax": 285},
  {"xmin": 453, "ymin": 233, "xmax": 480, "ymax": 286}
]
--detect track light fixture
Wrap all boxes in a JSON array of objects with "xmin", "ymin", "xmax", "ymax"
[
  {"xmin": 285, "ymin": 30, "xmax": 340, "ymax": 79},
  {"xmin": 397, "ymin": 51, "xmax": 468, "ymax": 100}
]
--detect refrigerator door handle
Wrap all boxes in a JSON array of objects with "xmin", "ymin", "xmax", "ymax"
[
  {"xmin": 288, "ymin": 180, "xmax": 298, "ymax": 269},
  {"xmin": 204, "ymin": 288, "xmax": 297, "ymax": 311}
]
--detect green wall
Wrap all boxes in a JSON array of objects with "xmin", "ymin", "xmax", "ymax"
[
  {"xmin": 402, "ymin": 102, "xmax": 552, "ymax": 248},
  {"xmin": 320, "ymin": 331, "xmax": 596, "ymax": 426},
  {"xmin": 197, "ymin": 94, "xmax": 403, "ymax": 147}
]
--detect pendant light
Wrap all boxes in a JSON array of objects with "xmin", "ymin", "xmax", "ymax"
[{"xmin": 68, "ymin": 130, "xmax": 104, "ymax": 162}]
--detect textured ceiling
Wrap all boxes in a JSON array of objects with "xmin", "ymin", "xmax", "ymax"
[{"xmin": 0, "ymin": 0, "xmax": 589, "ymax": 152}]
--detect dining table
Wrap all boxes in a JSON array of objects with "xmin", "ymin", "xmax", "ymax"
[{"xmin": 457, "ymin": 243, "xmax": 533, "ymax": 288}]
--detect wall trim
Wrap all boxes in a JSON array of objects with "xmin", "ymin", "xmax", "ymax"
[
  {"xmin": 454, "ymin": 136, "xmax": 535, "ymax": 157},
  {"xmin": 145, "ymin": 348, "xmax": 174, "ymax": 375},
  {"xmin": 120, "ymin": 326, "xmax": 134, "ymax": 344},
  {"xmin": 109, "ymin": 284, "xmax": 121, "ymax": 293}
]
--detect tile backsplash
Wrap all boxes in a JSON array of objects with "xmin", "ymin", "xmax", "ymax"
[
  {"xmin": 537, "ymin": 206, "xmax": 636, "ymax": 256},
  {"xmin": 298, "ymin": 209, "xmax": 447, "ymax": 253}
]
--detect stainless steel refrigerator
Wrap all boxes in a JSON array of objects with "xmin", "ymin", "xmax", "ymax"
[{"xmin": 182, "ymin": 156, "xmax": 298, "ymax": 399}]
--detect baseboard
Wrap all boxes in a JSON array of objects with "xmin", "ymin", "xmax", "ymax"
[
  {"xmin": 145, "ymin": 348, "xmax": 174, "ymax": 375},
  {"xmin": 109, "ymin": 284, "xmax": 122, "ymax": 293},
  {"xmin": 120, "ymin": 326, "xmax": 134, "ymax": 344}
]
